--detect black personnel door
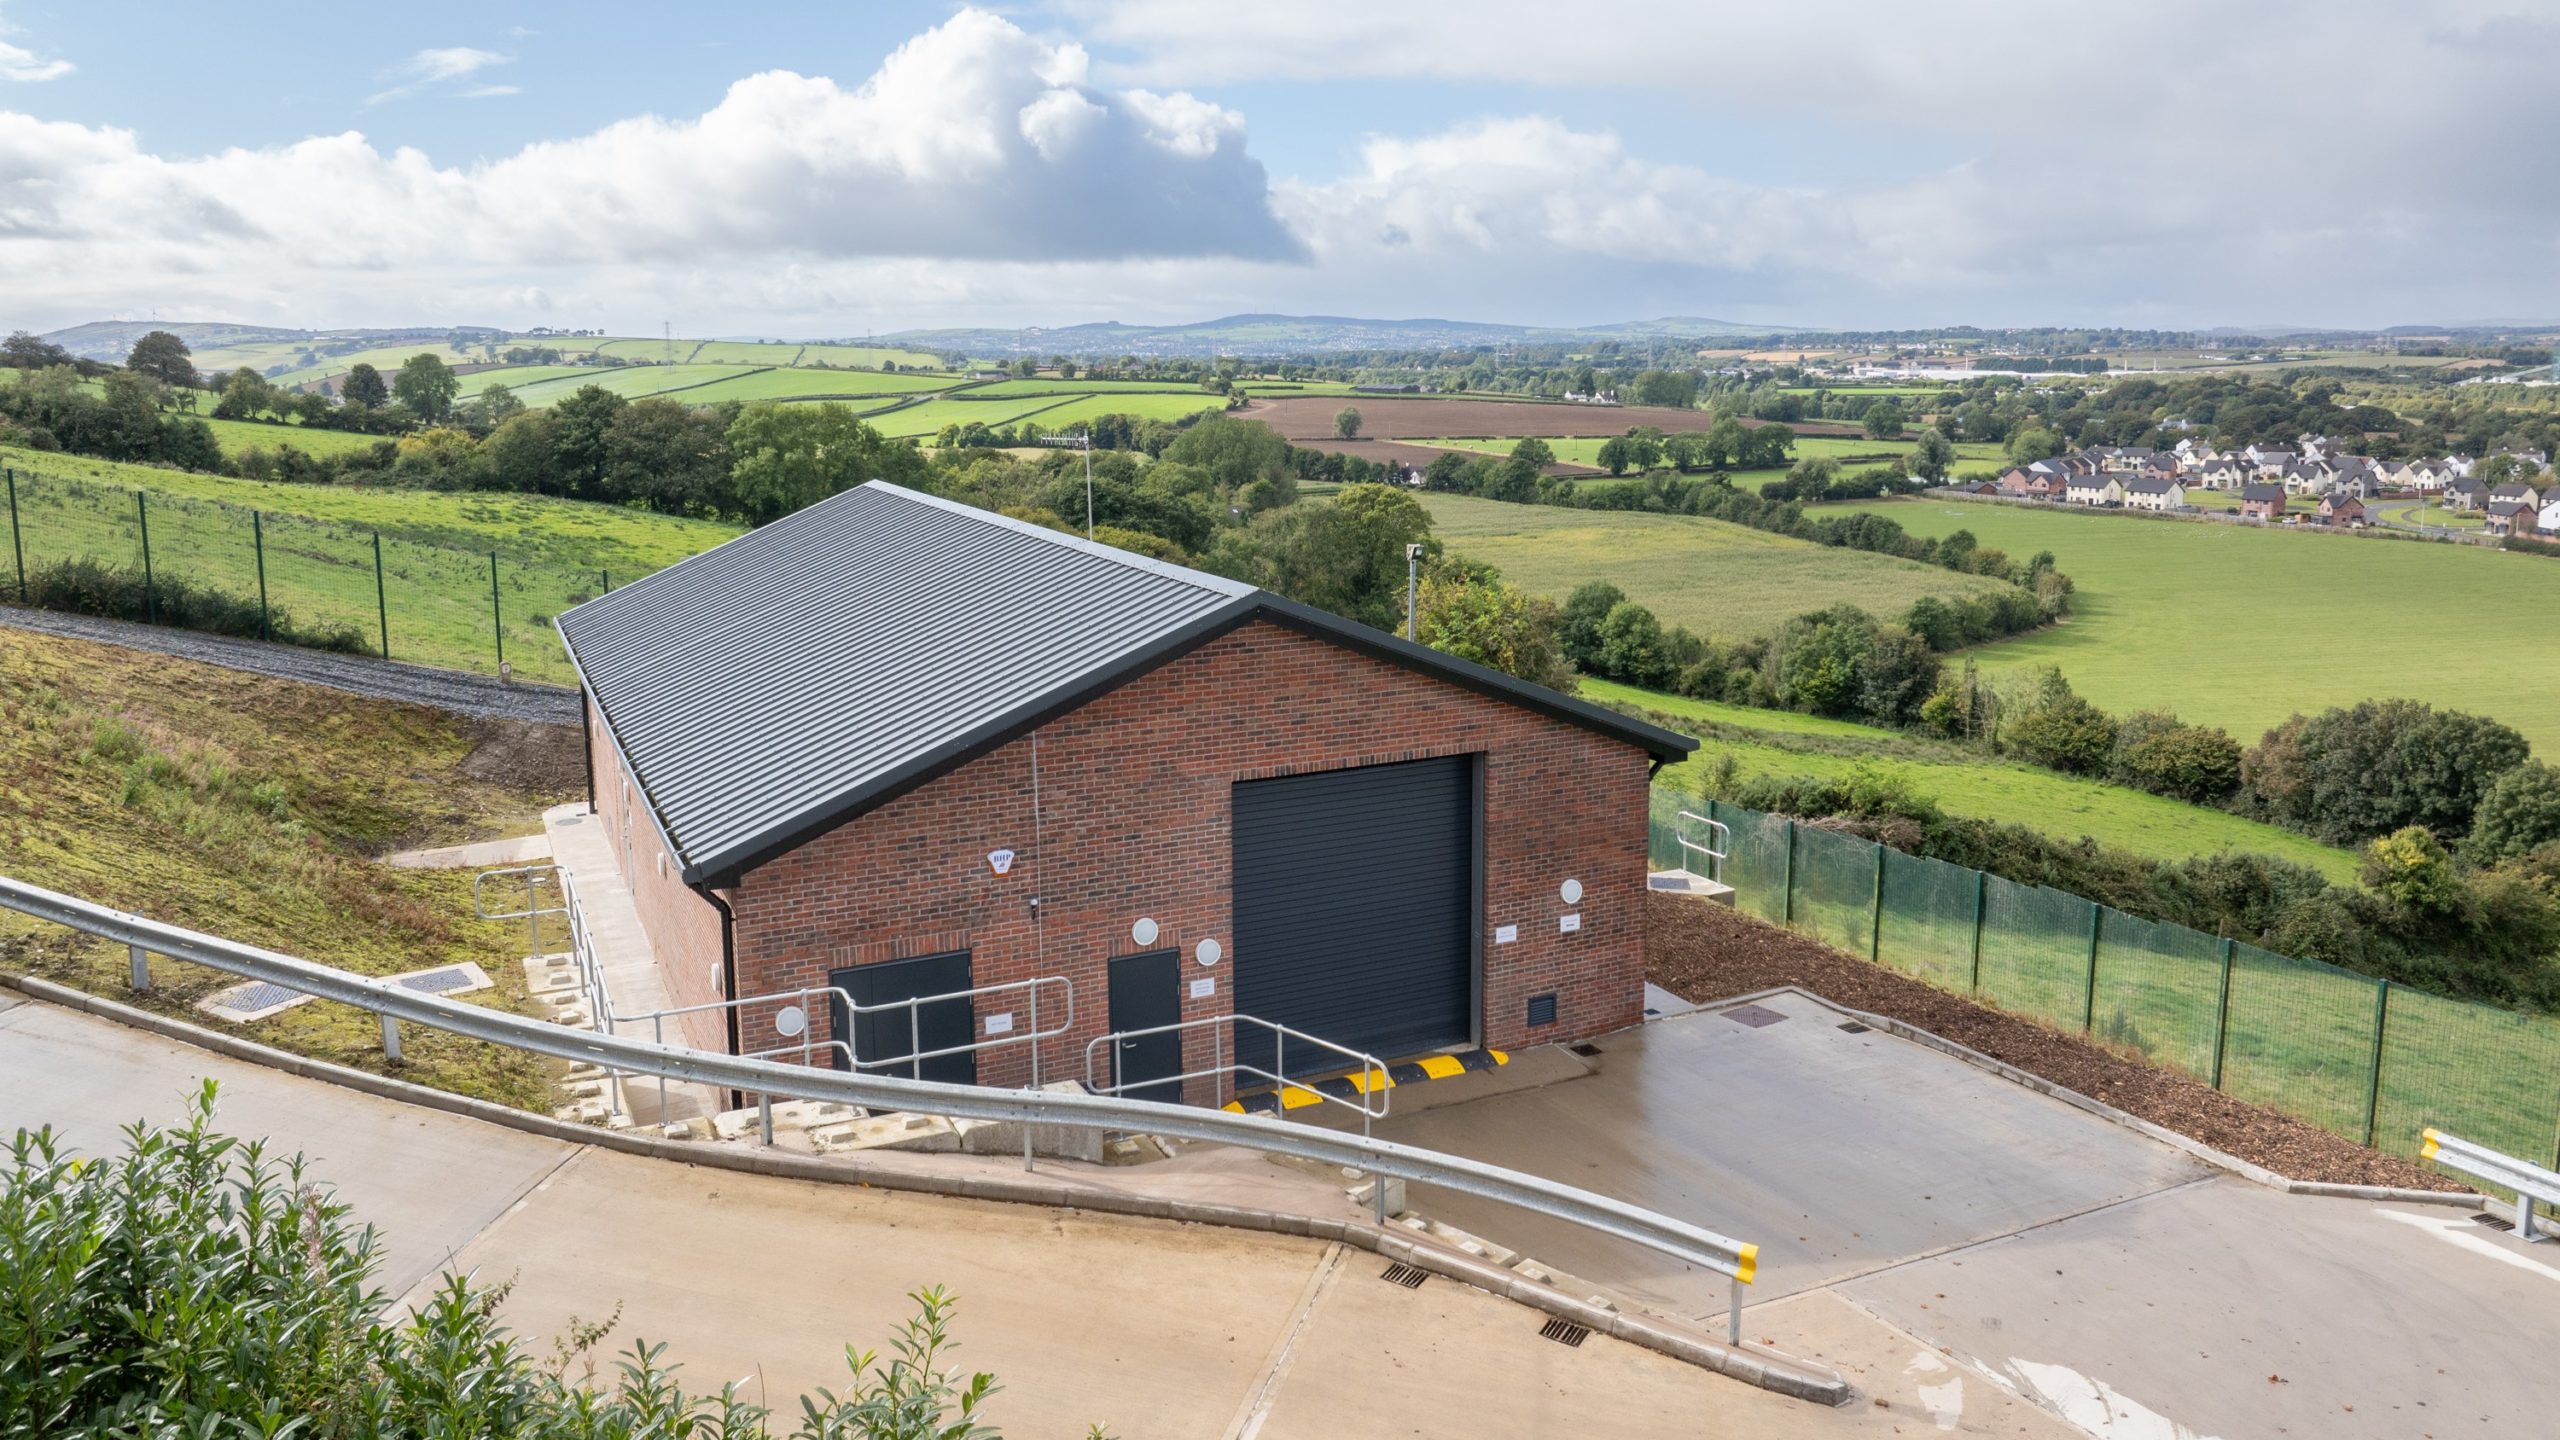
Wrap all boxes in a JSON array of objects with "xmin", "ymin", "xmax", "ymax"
[
  {"xmin": 828, "ymin": 951, "xmax": 976, "ymax": 1085},
  {"xmin": 1105, "ymin": 949, "xmax": 1183, "ymax": 1102},
  {"xmin": 1230, "ymin": 755, "xmax": 1476, "ymax": 1077}
]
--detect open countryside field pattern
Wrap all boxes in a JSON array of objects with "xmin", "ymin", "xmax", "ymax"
[
  {"xmin": 1597, "ymin": 679, "xmax": 2360, "ymax": 881},
  {"xmin": 1829, "ymin": 497, "xmax": 2560, "ymax": 756},
  {"xmin": 1242, "ymin": 394, "xmax": 1863, "ymax": 442},
  {"xmin": 1416, "ymin": 492, "xmax": 2016, "ymax": 643}
]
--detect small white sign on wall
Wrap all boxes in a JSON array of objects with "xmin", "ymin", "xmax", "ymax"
[
  {"xmin": 984, "ymin": 1012, "xmax": 1015, "ymax": 1035},
  {"xmin": 1559, "ymin": 913, "xmax": 1583, "ymax": 934},
  {"xmin": 1494, "ymin": 924, "xmax": 1519, "ymax": 945},
  {"xmin": 1190, "ymin": 976, "xmax": 1216, "ymax": 999}
]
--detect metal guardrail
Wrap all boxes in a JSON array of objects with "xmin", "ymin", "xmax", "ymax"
[
  {"xmin": 1675, "ymin": 810, "xmax": 1730, "ymax": 883},
  {"xmin": 2423, "ymin": 1129, "xmax": 2556, "ymax": 1242},
  {"xmin": 0, "ymin": 873, "xmax": 1762, "ymax": 1341},
  {"xmin": 475, "ymin": 862, "xmax": 621, "ymax": 1111}
]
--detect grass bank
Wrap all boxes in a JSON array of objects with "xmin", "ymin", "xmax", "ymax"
[{"xmin": 0, "ymin": 625, "xmax": 581, "ymax": 1107}]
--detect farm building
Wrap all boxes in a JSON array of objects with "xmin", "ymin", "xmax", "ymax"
[{"xmin": 558, "ymin": 482, "xmax": 1692, "ymax": 1103}]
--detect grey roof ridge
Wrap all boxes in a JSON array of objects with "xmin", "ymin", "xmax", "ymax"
[{"xmin": 865, "ymin": 479, "xmax": 1255, "ymax": 599}]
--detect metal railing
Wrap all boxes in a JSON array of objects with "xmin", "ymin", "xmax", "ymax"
[
  {"xmin": 2, "ymin": 873, "xmax": 1761, "ymax": 1341},
  {"xmin": 475, "ymin": 863, "xmax": 622, "ymax": 1108},
  {"xmin": 1675, "ymin": 810, "xmax": 1730, "ymax": 882},
  {"xmin": 2423, "ymin": 1129, "xmax": 2557, "ymax": 1242},
  {"xmin": 617, "ymin": 976, "xmax": 1073, "ymax": 1144},
  {"xmin": 1085, "ymin": 1014, "xmax": 1391, "ymax": 1135}
]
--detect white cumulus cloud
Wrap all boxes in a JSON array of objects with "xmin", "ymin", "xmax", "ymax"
[{"xmin": 0, "ymin": 8, "xmax": 1301, "ymax": 328}]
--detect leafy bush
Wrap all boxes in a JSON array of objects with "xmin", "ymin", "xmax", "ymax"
[
  {"xmin": 0, "ymin": 1084, "xmax": 1105, "ymax": 1438},
  {"xmin": 23, "ymin": 557, "xmax": 371, "ymax": 655}
]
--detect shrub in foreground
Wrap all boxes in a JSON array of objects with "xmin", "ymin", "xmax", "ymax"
[{"xmin": 0, "ymin": 1083, "xmax": 1107, "ymax": 1438}]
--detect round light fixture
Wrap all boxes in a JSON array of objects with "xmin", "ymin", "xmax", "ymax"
[
  {"xmin": 1196, "ymin": 937, "xmax": 1223, "ymax": 967},
  {"xmin": 774, "ymin": 1004, "xmax": 808, "ymax": 1038},
  {"xmin": 1132, "ymin": 916, "xmax": 1160, "ymax": 947},
  {"xmin": 1561, "ymin": 878, "xmax": 1584, "ymax": 905}
]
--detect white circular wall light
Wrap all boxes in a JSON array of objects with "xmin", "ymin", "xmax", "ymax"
[
  {"xmin": 774, "ymin": 1005, "xmax": 808, "ymax": 1038},
  {"xmin": 1131, "ymin": 916, "xmax": 1161, "ymax": 947},
  {"xmin": 1196, "ymin": 937, "xmax": 1223, "ymax": 966},
  {"xmin": 1561, "ymin": 878, "xmax": 1584, "ymax": 905}
]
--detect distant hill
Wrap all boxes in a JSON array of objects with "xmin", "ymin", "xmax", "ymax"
[
  {"xmin": 881, "ymin": 312, "xmax": 1798, "ymax": 358},
  {"xmin": 41, "ymin": 321, "xmax": 506, "ymax": 366}
]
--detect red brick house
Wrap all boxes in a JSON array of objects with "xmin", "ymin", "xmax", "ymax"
[
  {"xmin": 2240, "ymin": 482, "xmax": 2287, "ymax": 521},
  {"xmin": 560, "ymin": 483, "xmax": 1692, "ymax": 1104}
]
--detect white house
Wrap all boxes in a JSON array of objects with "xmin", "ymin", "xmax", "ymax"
[
  {"xmin": 2196, "ymin": 457, "xmax": 2253, "ymax": 490},
  {"xmin": 2538, "ymin": 494, "xmax": 2560, "ymax": 533},
  {"xmin": 2279, "ymin": 461, "xmax": 2333, "ymax": 497},
  {"xmin": 2122, "ymin": 476, "xmax": 2187, "ymax": 511},
  {"xmin": 2065, "ymin": 474, "xmax": 2125, "ymax": 506},
  {"xmin": 2491, "ymin": 482, "xmax": 2543, "ymax": 512}
]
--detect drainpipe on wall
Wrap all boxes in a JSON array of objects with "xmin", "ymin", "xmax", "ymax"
[
  {"xmin": 693, "ymin": 883, "xmax": 743, "ymax": 1111},
  {"xmin": 578, "ymin": 687, "xmax": 597, "ymax": 812}
]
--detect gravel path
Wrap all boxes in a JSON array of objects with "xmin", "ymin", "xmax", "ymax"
[{"xmin": 0, "ymin": 605, "xmax": 581, "ymax": 724}]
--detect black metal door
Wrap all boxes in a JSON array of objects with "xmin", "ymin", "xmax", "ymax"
[
  {"xmin": 1231, "ymin": 755, "xmax": 1476, "ymax": 1076},
  {"xmin": 828, "ymin": 951, "xmax": 976, "ymax": 1085},
  {"xmin": 1105, "ymin": 949, "xmax": 1183, "ymax": 1102}
]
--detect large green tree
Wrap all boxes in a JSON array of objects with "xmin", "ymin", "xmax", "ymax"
[
  {"xmin": 339, "ymin": 362, "xmax": 390, "ymax": 409},
  {"xmin": 726, "ymin": 401, "xmax": 928, "ymax": 525},
  {"xmin": 392, "ymin": 352, "xmax": 461, "ymax": 422},
  {"xmin": 124, "ymin": 330, "xmax": 197, "ymax": 388}
]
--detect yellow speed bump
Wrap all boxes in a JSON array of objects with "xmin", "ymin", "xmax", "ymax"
[
  {"xmin": 1416, "ymin": 1054, "xmax": 1467, "ymax": 1081},
  {"xmin": 1277, "ymin": 1083, "xmax": 1325, "ymax": 1111},
  {"xmin": 1345, "ymin": 1068, "xmax": 1394, "ymax": 1095},
  {"xmin": 1735, "ymin": 1243, "xmax": 1758, "ymax": 1286}
]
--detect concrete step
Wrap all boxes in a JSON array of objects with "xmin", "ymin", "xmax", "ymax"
[{"xmin": 1647, "ymin": 868, "xmax": 1736, "ymax": 906}]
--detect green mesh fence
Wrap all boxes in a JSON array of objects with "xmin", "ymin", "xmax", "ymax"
[
  {"xmin": 1876, "ymin": 848, "xmax": 1977, "ymax": 991},
  {"xmin": 2373, "ymin": 986, "xmax": 2560, "ymax": 1174},
  {"xmin": 1791, "ymin": 824, "xmax": 1880, "ymax": 957},
  {"xmin": 1720, "ymin": 806, "xmax": 1791, "ymax": 925},
  {"xmin": 2089, "ymin": 909, "xmax": 2225, "ymax": 1082},
  {"xmin": 2219, "ymin": 943, "xmax": 2380, "ymax": 1142},
  {"xmin": 1976, "ymin": 875, "xmax": 2095, "ymax": 1029}
]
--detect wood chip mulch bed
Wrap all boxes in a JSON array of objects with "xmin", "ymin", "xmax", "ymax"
[{"xmin": 1644, "ymin": 893, "xmax": 2466, "ymax": 1192}]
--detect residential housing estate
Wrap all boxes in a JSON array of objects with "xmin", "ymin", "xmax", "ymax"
[{"xmin": 1992, "ymin": 434, "xmax": 2547, "ymax": 536}]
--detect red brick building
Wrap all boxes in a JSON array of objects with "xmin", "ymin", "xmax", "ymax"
[{"xmin": 561, "ymin": 483, "xmax": 1692, "ymax": 1104}]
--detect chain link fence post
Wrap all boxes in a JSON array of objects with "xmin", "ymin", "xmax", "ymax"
[
  {"xmin": 2082, "ymin": 901, "xmax": 2102, "ymax": 1034},
  {"xmin": 1968, "ymin": 868, "xmax": 1988, "ymax": 996},
  {"xmin": 135, "ymin": 490, "xmax": 154, "ymax": 626},
  {"xmin": 5, "ymin": 467, "xmax": 23, "ymax": 604},
  {"xmin": 372, "ymin": 531, "xmax": 389, "ymax": 660},
  {"xmin": 490, "ymin": 551, "xmax": 504, "ymax": 669},
  {"xmin": 1868, "ymin": 841, "xmax": 1886, "ymax": 963},
  {"xmin": 2210, "ymin": 937, "xmax": 2236, "ymax": 1089},
  {"xmin": 252, "ymin": 512, "xmax": 269, "ymax": 642},
  {"xmin": 2362, "ymin": 979, "xmax": 2391, "ymax": 1148},
  {"xmin": 1780, "ymin": 820, "xmax": 1797, "ymax": 928}
]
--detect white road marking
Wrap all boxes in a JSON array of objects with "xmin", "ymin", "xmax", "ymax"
[
  {"xmin": 2009, "ymin": 1360, "xmax": 2217, "ymax": 1440},
  {"xmin": 1902, "ymin": 1351, "xmax": 1965, "ymax": 1431},
  {"xmin": 2372, "ymin": 1206, "xmax": 2560, "ymax": 1284}
]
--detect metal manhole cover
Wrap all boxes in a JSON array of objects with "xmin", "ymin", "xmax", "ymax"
[
  {"xmin": 397, "ymin": 968, "xmax": 477, "ymax": 994},
  {"xmin": 1724, "ymin": 1004, "xmax": 1787, "ymax": 1028},
  {"xmin": 197, "ymin": 980, "xmax": 314, "ymax": 1023}
]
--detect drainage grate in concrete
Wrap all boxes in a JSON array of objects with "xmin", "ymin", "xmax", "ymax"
[
  {"xmin": 198, "ymin": 980, "xmax": 314, "ymax": 1024},
  {"xmin": 1538, "ymin": 1318, "xmax": 1591, "ymax": 1347},
  {"xmin": 1380, "ymin": 1262, "xmax": 1429, "ymax": 1289},
  {"xmin": 1569, "ymin": 1042, "xmax": 1602, "ymax": 1058},
  {"xmin": 2472, "ymin": 1211, "xmax": 2517, "ymax": 1232},
  {"xmin": 394, "ymin": 964, "xmax": 490, "ymax": 996},
  {"xmin": 1724, "ymin": 1004, "xmax": 1788, "ymax": 1029},
  {"xmin": 1837, "ymin": 1021, "xmax": 1871, "ymax": 1034}
]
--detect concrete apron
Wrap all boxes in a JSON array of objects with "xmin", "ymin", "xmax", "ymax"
[{"xmin": 0, "ymin": 975, "xmax": 1852, "ymax": 1406}]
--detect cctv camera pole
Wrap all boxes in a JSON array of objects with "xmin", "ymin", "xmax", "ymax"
[
  {"xmin": 1083, "ymin": 433, "xmax": 1094, "ymax": 541},
  {"xmin": 1406, "ymin": 543, "xmax": 1423, "ymax": 641}
]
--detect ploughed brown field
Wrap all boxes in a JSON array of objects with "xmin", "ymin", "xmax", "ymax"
[{"xmin": 1239, "ymin": 394, "xmax": 1861, "ymax": 442}]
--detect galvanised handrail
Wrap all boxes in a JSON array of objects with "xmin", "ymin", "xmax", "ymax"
[
  {"xmin": 0, "ymin": 874, "xmax": 1761, "ymax": 1343},
  {"xmin": 1083, "ymin": 1013, "xmax": 1392, "ymax": 1132},
  {"xmin": 2423, "ymin": 1129, "xmax": 2557, "ymax": 1242},
  {"xmin": 1674, "ymin": 811, "xmax": 1730, "ymax": 883},
  {"xmin": 476, "ymin": 862, "xmax": 620, "ymax": 1111}
]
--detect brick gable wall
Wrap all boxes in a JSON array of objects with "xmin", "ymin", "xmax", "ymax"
[{"xmin": 723, "ymin": 619, "xmax": 1652, "ymax": 1100}]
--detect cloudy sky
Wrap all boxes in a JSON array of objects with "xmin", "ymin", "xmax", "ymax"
[{"xmin": 3, "ymin": 1, "xmax": 2556, "ymax": 336}]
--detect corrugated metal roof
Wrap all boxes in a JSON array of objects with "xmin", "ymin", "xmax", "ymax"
[{"xmin": 561, "ymin": 481, "xmax": 1691, "ymax": 885}]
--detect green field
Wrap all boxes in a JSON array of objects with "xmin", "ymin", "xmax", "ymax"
[
  {"xmin": 489, "ymin": 364, "xmax": 754, "ymax": 407},
  {"xmin": 197, "ymin": 416, "xmax": 385, "ymax": 459},
  {"xmin": 1416, "ymin": 492, "xmax": 2016, "ymax": 642},
  {"xmin": 965, "ymin": 378, "xmax": 1211, "ymax": 397},
  {"xmin": 1017, "ymin": 392, "xmax": 1229, "ymax": 428},
  {"xmin": 265, "ymin": 342, "xmax": 503, "ymax": 388},
  {"xmin": 1599, "ymin": 679, "xmax": 2359, "ymax": 880},
  {"xmin": 454, "ymin": 364, "xmax": 599, "ymax": 397},
  {"xmin": 670, "ymin": 367, "xmax": 955, "ymax": 404},
  {"xmin": 1828, "ymin": 498, "xmax": 2560, "ymax": 755},
  {"xmin": 864, "ymin": 395, "xmax": 1080, "ymax": 437}
]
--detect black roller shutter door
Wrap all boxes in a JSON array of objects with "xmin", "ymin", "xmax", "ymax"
[{"xmin": 1232, "ymin": 755, "xmax": 1475, "ymax": 1076}]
